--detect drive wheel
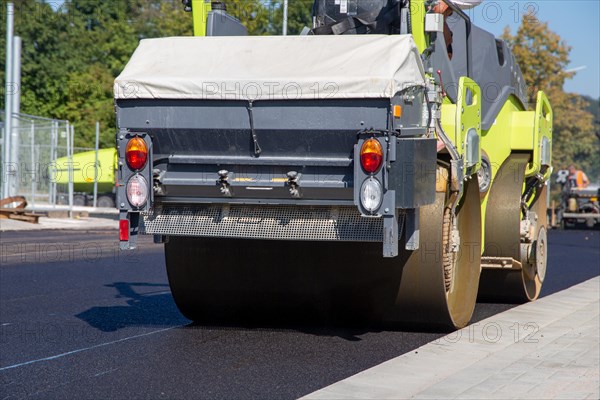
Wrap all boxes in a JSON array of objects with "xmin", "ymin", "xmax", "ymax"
[
  {"xmin": 479, "ymin": 154, "xmax": 547, "ymax": 302},
  {"xmin": 164, "ymin": 238, "xmax": 203, "ymax": 321},
  {"xmin": 388, "ymin": 171, "xmax": 482, "ymax": 329}
]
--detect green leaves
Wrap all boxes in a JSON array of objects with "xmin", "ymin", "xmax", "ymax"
[
  {"xmin": 1, "ymin": 0, "xmax": 309, "ymax": 149},
  {"xmin": 1, "ymin": 0, "xmax": 183, "ymax": 149},
  {"xmin": 268, "ymin": 0, "xmax": 313, "ymax": 35}
]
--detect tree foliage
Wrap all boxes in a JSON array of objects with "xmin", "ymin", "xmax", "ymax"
[
  {"xmin": 1, "ymin": 0, "xmax": 194, "ymax": 148},
  {"xmin": 2, "ymin": 2, "xmax": 597, "ymax": 181},
  {"xmin": 0, "ymin": 0, "xmax": 289, "ymax": 148},
  {"xmin": 503, "ymin": 14, "xmax": 599, "ymax": 180},
  {"xmin": 228, "ymin": 0, "xmax": 272, "ymax": 35},
  {"xmin": 268, "ymin": 0, "xmax": 313, "ymax": 35}
]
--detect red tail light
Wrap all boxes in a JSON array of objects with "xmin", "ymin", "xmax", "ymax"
[
  {"xmin": 360, "ymin": 138, "xmax": 383, "ymax": 174},
  {"xmin": 126, "ymin": 136, "xmax": 148, "ymax": 170}
]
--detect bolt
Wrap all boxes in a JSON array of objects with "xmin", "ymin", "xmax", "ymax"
[
  {"xmin": 286, "ymin": 171, "xmax": 298, "ymax": 180},
  {"xmin": 384, "ymin": 208, "xmax": 390, "ymax": 213},
  {"xmin": 119, "ymin": 135, "xmax": 124, "ymax": 140},
  {"xmin": 146, "ymin": 120, "xmax": 150, "ymax": 125},
  {"xmin": 120, "ymin": 203, "xmax": 125, "ymax": 208}
]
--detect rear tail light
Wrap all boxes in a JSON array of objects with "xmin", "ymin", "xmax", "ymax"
[
  {"xmin": 126, "ymin": 174, "xmax": 148, "ymax": 208},
  {"xmin": 126, "ymin": 136, "xmax": 148, "ymax": 171},
  {"xmin": 360, "ymin": 138, "xmax": 383, "ymax": 174}
]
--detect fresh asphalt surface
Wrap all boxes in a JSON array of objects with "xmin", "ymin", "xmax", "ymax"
[{"xmin": 1, "ymin": 228, "xmax": 599, "ymax": 399}]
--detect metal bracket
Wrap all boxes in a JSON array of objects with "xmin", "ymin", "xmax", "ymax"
[
  {"xmin": 153, "ymin": 235, "xmax": 169, "ymax": 244},
  {"xmin": 153, "ymin": 168, "xmax": 165, "ymax": 195},
  {"xmin": 383, "ymin": 212, "xmax": 398, "ymax": 258},
  {"xmin": 382, "ymin": 210, "xmax": 406, "ymax": 258},
  {"xmin": 120, "ymin": 211, "xmax": 139, "ymax": 250},
  {"xmin": 286, "ymin": 170, "xmax": 302, "ymax": 198},
  {"xmin": 405, "ymin": 208, "xmax": 420, "ymax": 250},
  {"xmin": 450, "ymin": 159, "xmax": 464, "ymax": 193},
  {"xmin": 217, "ymin": 169, "xmax": 232, "ymax": 197}
]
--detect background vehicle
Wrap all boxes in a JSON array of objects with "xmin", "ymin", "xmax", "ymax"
[
  {"xmin": 114, "ymin": 0, "xmax": 552, "ymax": 328},
  {"xmin": 53, "ymin": 148, "xmax": 117, "ymax": 207},
  {"xmin": 556, "ymin": 170, "xmax": 600, "ymax": 229}
]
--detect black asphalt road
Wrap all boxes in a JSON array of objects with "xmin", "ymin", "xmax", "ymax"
[{"xmin": 1, "ymin": 228, "xmax": 598, "ymax": 399}]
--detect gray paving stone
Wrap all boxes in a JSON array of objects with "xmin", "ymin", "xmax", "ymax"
[{"xmin": 301, "ymin": 277, "xmax": 600, "ymax": 400}]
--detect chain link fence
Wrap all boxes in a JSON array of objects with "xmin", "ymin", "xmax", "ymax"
[{"xmin": 1, "ymin": 113, "xmax": 100, "ymax": 210}]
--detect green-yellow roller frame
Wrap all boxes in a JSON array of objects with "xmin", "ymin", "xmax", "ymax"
[{"xmin": 191, "ymin": 0, "xmax": 212, "ymax": 37}]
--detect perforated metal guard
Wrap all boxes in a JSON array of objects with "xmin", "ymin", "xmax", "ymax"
[{"xmin": 142, "ymin": 204, "xmax": 384, "ymax": 242}]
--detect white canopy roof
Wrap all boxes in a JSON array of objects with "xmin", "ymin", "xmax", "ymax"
[{"xmin": 114, "ymin": 35, "xmax": 426, "ymax": 101}]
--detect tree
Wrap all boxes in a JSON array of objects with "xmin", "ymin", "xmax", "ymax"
[
  {"xmin": 582, "ymin": 95, "xmax": 600, "ymax": 180},
  {"xmin": 228, "ymin": 0, "xmax": 271, "ymax": 35},
  {"xmin": 503, "ymin": 14, "xmax": 598, "ymax": 180},
  {"xmin": 268, "ymin": 0, "xmax": 313, "ymax": 35},
  {"xmin": 1, "ymin": 0, "xmax": 194, "ymax": 149}
]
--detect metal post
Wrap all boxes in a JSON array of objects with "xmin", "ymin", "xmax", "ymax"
[
  {"xmin": 30, "ymin": 121, "xmax": 35, "ymax": 209},
  {"xmin": 50, "ymin": 120, "xmax": 57, "ymax": 205},
  {"xmin": 66, "ymin": 122, "xmax": 73, "ymax": 217},
  {"xmin": 3, "ymin": 2, "xmax": 15, "ymax": 199},
  {"xmin": 70, "ymin": 124, "xmax": 75, "ymax": 214},
  {"xmin": 10, "ymin": 36, "xmax": 21, "ymax": 197},
  {"xmin": 93, "ymin": 121, "xmax": 100, "ymax": 208},
  {"xmin": 283, "ymin": 0, "xmax": 288, "ymax": 36}
]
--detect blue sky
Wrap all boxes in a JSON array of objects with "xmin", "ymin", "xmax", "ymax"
[{"xmin": 49, "ymin": 0, "xmax": 599, "ymax": 98}]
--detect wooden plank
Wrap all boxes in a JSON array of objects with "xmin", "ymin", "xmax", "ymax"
[{"xmin": 0, "ymin": 209, "xmax": 40, "ymax": 224}]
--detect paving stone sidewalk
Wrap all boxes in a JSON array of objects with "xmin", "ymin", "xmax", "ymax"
[{"xmin": 303, "ymin": 277, "xmax": 600, "ymax": 400}]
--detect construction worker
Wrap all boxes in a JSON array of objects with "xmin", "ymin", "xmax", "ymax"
[{"xmin": 568, "ymin": 165, "xmax": 590, "ymax": 189}]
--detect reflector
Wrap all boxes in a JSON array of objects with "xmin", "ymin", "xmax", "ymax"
[{"xmin": 119, "ymin": 219, "xmax": 129, "ymax": 241}]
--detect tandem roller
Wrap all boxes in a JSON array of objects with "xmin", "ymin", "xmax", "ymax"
[
  {"xmin": 478, "ymin": 154, "xmax": 549, "ymax": 303},
  {"xmin": 115, "ymin": 0, "xmax": 551, "ymax": 330}
]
